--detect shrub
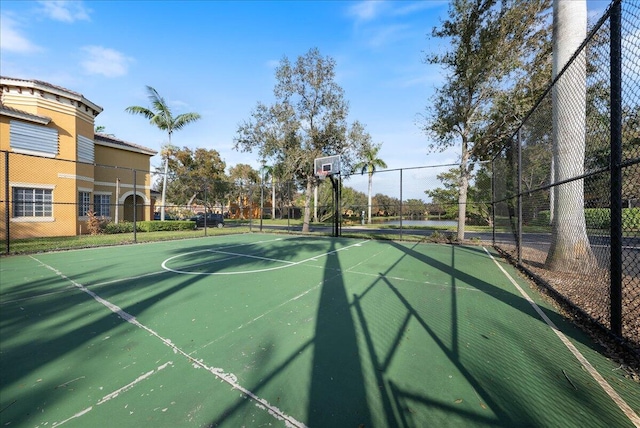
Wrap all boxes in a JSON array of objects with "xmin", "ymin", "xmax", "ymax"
[
  {"xmin": 139, "ymin": 221, "xmax": 195, "ymax": 232},
  {"xmin": 623, "ymin": 207, "xmax": 640, "ymax": 230},
  {"xmin": 585, "ymin": 208, "xmax": 611, "ymax": 229},
  {"xmin": 103, "ymin": 221, "xmax": 136, "ymax": 234},
  {"xmin": 530, "ymin": 210, "xmax": 551, "ymax": 227},
  {"xmin": 526, "ymin": 208, "xmax": 638, "ymax": 230},
  {"xmin": 86, "ymin": 210, "xmax": 106, "ymax": 235}
]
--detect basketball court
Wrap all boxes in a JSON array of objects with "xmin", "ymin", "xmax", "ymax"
[{"xmin": 1, "ymin": 234, "xmax": 639, "ymax": 427}]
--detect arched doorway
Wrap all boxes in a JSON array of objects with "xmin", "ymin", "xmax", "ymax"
[{"xmin": 123, "ymin": 194, "xmax": 145, "ymax": 222}]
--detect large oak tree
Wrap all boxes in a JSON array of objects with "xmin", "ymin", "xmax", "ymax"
[
  {"xmin": 234, "ymin": 48, "xmax": 367, "ymax": 232},
  {"xmin": 165, "ymin": 146, "xmax": 227, "ymax": 213},
  {"xmin": 423, "ymin": 0, "xmax": 551, "ymax": 240}
]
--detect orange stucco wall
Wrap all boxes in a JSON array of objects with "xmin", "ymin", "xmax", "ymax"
[{"xmin": 0, "ymin": 82, "xmax": 153, "ymax": 239}]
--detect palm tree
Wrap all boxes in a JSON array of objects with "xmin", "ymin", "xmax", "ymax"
[
  {"xmin": 354, "ymin": 143, "xmax": 387, "ymax": 224},
  {"xmin": 126, "ymin": 86, "xmax": 201, "ymax": 220}
]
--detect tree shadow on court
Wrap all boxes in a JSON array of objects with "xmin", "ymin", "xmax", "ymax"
[
  {"xmin": 369, "ymin": 241, "xmax": 624, "ymax": 426},
  {"xmin": 203, "ymin": 237, "xmax": 373, "ymax": 427},
  {"xmin": 199, "ymin": 238, "xmax": 624, "ymax": 427},
  {"xmin": 2, "ymin": 238, "xmax": 630, "ymax": 427},
  {"xmin": 1, "ymin": 236, "xmax": 331, "ymax": 422},
  {"xmin": 0, "ymin": 257, "xmax": 214, "ymax": 427}
]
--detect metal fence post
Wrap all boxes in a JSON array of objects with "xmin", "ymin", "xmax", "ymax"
[
  {"xmin": 204, "ymin": 184, "xmax": 208, "ymax": 237},
  {"xmin": 517, "ymin": 131, "xmax": 523, "ymax": 265},
  {"xmin": 399, "ymin": 168, "xmax": 403, "ymax": 241},
  {"xmin": 133, "ymin": 169, "xmax": 137, "ymax": 243},
  {"xmin": 5, "ymin": 151, "xmax": 9, "ymax": 254},
  {"xmin": 338, "ymin": 174, "xmax": 342, "ymax": 237},
  {"xmin": 609, "ymin": 0, "xmax": 623, "ymax": 337},
  {"xmin": 491, "ymin": 157, "xmax": 496, "ymax": 247},
  {"xmin": 287, "ymin": 180, "xmax": 291, "ymax": 233}
]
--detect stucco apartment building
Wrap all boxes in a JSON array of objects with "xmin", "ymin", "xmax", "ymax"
[{"xmin": 0, "ymin": 76, "xmax": 157, "ymax": 239}]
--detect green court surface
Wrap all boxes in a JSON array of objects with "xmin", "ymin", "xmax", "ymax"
[{"xmin": 1, "ymin": 234, "xmax": 638, "ymax": 427}]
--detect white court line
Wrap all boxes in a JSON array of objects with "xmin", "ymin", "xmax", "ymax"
[
  {"xmin": 324, "ymin": 266, "xmax": 485, "ymax": 292},
  {"xmin": 4, "ymin": 238, "xmax": 288, "ymax": 304},
  {"xmin": 97, "ymin": 361, "xmax": 173, "ymax": 405},
  {"xmin": 162, "ymin": 240, "xmax": 369, "ymax": 275},
  {"xmin": 1, "ymin": 286, "xmax": 78, "ymax": 305},
  {"xmin": 1, "ymin": 270, "xmax": 174, "ymax": 306},
  {"xmin": 173, "ymin": 253, "xmax": 244, "ymax": 272},
  {"xmin": 49, "ymin": 361, "xmax": 173, "ymax": 427},
  {"xmin": 194, "ymin": 275, "xmax": 327, "ymax": 353},
  {"xmin": 482, "ymin": 247, "xmax": 640, "ymax": 427},
  {"xmin": 194, "ymin": 240, "xmax": 383, "ymax": 353},
  {"xmin": 88, "ymin": 270, "xmax": 167, "ymax": 288},
  {"xmin": 30, "ymin": 255, "xmax": 307, "ymax": 428}
]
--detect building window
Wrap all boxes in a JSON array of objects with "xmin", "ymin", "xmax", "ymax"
[
  {"xmin": 79, "ymin": 191, "xmax": 91, "ymax": 216},
  {"xmin": 94, "ymin": 194, "xmax": 110, "ymax": 217},
  {"xmin": 13, "ymin": 187, "xmax": 53, "ymax": 217}
]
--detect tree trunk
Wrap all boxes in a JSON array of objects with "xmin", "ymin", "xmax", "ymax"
[
  {"xmin": 457, "ymin": 145, "xmax": 470, "ymax": 241},
  {"xmin": 545, "ymin": 0, "xmax": 595, "ymax": 272},
  {"xmin": 160, "ymin": 155, "xmax": 168, "ymax": 221},
  {"xmin": 302, "ymin": 178, "xmax": 313, "ymax": 232},
  {"xmin": 367, "ymin": 173, "xmax": 373, "ymax": 224},
  {"xmin": 549, "ymin": 156, "xmax": 555, "ymax": 225},
  {"xmin": 314, "ymin": 183, "xmax": 318, "ymax": 223}
]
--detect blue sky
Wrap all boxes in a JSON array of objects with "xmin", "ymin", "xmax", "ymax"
[{"xmin": 1, "ymin": 0, "xmax": 611, "ymax": 196}]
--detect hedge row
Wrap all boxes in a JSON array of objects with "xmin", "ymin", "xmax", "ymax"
[
  {"xmin": 530, "ymin": 208, "xmax": 639, "ymax": 230},
  {"xmin": 102, "ymin": 220, "xmax": 195, "ymax": 234}
]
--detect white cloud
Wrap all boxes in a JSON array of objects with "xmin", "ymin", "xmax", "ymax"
[
  {"xmin": 80, "ymin": 46, "xmax": 133, "ymax": 78},
  {"xmin": 266, "ymin": 59, "xmax": 281, "ymax": 69},
  {"xmin": 38, "ymin": 1, "xmax": 91, "ymax": 23},
  {"xmin": 0, "ymin": 14, "xmax": 42, "ymax": 53},
  {"xmin": 347, "ymin": 1, "xmax": 387, "ymax": 23},
  {"xmin": 393, "ymin": 1, "xmax": 448, "ymax": 17},
  {"xmin": 367, "ymin": 23, "xmax": 411, "ymax": 48},
  {"xmin": 348, "ymin": 1, "xmax": 444, "ymax": 23},
  {"xmin": 170, "ymin": 100, "xmax": 190, "ymax": 111}
]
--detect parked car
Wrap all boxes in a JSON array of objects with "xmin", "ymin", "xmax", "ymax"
[
  {"xmin": 190, "ymin": 213, "xmax": 224, "ymax": 228},
  {"xmin": 153, "ymin": 212, "xmax": 177, "ymax": 220}
]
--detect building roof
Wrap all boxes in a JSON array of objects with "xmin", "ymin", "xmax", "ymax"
[
  {"xmin": 0, "ymin": 76, "xmax": 103, "ymax": 115},
  {"xmin": 1, "ymin": 77, "xmax": 155, "ymax": 157},
  {"xmin": 95, "ymin": 133, "xmax": 157, "ymax": 156},
  {"xmin": 0, "ymin": 102, "xmax": 52, "ymax": 125}
]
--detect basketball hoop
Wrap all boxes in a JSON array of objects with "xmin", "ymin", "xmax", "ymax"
[
  {"xmin": 314, "ymin": 155, "xmax": 340, "ymax": 181},
  {"xmin": 313, "ymin": 154, "xmax": 342, "ymax": 237}
]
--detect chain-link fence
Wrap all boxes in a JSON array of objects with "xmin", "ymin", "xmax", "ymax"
[
  {"xmin": 2, "ymin": 0, "xmax": 636, "ymax": 357},
  {"xmin": 493, "ymin": 0, "xmax": 639, "ymax": 353},
  {"xmin": 144, "ymin": 163, "xmax": 493, "ymax": 239},
  {"xmin": 1, "ymin": 146, "xmax": 495, "ymax": 252},
  {"xmin": 0, "ymin": 151, "xmax": 158, "ymax": 249},
  {"xmin": 335, "ymin": 163, "xmax": 492, "ymax": 236}
]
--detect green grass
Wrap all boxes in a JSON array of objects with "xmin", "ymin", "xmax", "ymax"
[
  {"xmin": 12, "ymin": 216, "xmax": 625, "ymax": 256},
  {"xmin": 0, "ymin": 218, "xmax": 491, "ymax": 256},
  {"xmin": 1, "ymin": 227, "xmax": 251, "ymax": 255}
]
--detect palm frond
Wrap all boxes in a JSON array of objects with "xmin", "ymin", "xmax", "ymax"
[
  {"xmin": 146, "ymin": 86, "xmax": 172, "ymax": 119},
  {"xmin": 124, "ymin": 105, "xmax": 155, "ymax": 120},
  {"xmin": 173, "ymin": 113, "xmax": 202, "ymax": 130},
  {"xmin": 127, "ymin": 85, "xmax": 200, "ymax": 139}
]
